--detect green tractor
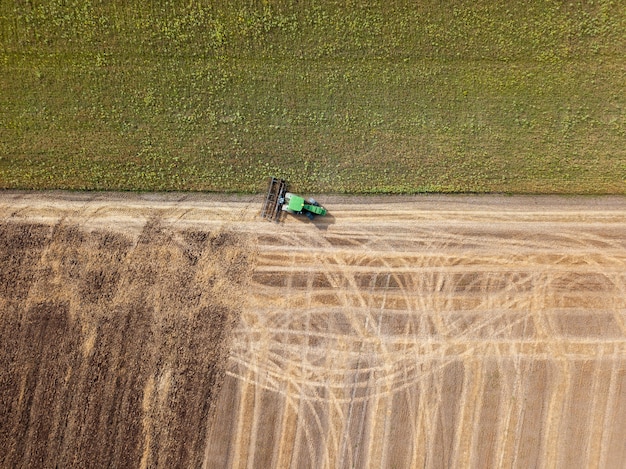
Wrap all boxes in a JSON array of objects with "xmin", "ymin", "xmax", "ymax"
[{"xmin": 261, "ymin": 177, "xmax": 327, "ymax": 222}]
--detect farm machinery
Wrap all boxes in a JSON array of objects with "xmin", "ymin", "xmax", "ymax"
[{"xmin": 261, "ymin": 177, "xmax": 327, "ymax": 222}]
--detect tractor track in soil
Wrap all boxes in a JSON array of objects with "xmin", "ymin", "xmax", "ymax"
[{"xmin": 1, "ymin": 191, "xmax": 625, "ymax": 468}]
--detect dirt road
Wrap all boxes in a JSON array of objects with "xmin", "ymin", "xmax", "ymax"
[{"xmin": 1, "ymin": 192, "xmax": 625, "ymax": 468}]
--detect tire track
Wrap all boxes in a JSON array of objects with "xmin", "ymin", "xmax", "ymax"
[
  {"xmin": 226, "ymin": 199, "xmax": 625, "ymax": 467},
  {"xmin": 1, "ymin": 193, "xmax": 625, "ymax": 468}
]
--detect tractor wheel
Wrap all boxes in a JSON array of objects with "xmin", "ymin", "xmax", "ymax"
[
  {"xmin": 306, "ymin": 212, "xmax": 315, "ymax": 220},
  {"xmin": 308, "ymin": 198, "xmax": 319, "ymax": 206}
]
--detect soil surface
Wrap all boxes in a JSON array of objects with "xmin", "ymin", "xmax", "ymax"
[
  {"xmin": 0, "ymin": 193, "xmax": 252, "ymax": 468},
  {"xmin": 1, "ymin": 191, "xmax": 625, "ymax": 468}
]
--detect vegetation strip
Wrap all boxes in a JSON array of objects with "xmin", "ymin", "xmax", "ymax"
[{"xmin": 1, "ymin": 0, "xmax": 625, "ymax": 193}]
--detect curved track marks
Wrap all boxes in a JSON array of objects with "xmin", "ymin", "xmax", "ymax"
[
  {"xmin": 1, "ymin": 193, "xmax": 625, "ymax": 468},
  {"xmin": 219, "ymin": 197, "xmax": 626, "ymax": 469}
]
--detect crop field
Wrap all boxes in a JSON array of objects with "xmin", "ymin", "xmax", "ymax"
[
  {"xmin": 1, "ymin": 192, "xmax": 625, "ymax": 467},
  {"xmin": 1, "ymin": 0, "xmax": 626, "ymax": 193}
]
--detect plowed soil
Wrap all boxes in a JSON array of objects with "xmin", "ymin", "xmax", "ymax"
[
  {"xmin": 1, "ymin": 192, "xmax": 625, "ymax": 468},
  {"xmin": 0, "ymin": 198, "xmax": 252, "ymax": 468}
]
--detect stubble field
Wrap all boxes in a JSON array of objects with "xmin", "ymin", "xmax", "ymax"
[{"xmin": 1, "ymin": 192, "xmax": 625, "ymax": 468}]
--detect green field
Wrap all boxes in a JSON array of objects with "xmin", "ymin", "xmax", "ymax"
[{"xmin": 1, "ymin": 0, "xmax": 625, "ymax": 193}]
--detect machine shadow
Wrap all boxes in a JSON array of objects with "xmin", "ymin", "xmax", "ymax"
[
  {"xmin": 291, "ymin": 212, "xmax": 336, "ymax": 230},
  {"xmin": 313, "ymin": 212, "xmax": 336, "ymax": 230}
]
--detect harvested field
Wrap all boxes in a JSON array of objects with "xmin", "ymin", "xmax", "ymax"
[{"xmin": 1, "ymin": 192, "xmax": 625, "ymax": 468}]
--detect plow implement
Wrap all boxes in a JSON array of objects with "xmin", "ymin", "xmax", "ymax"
[{"xmin": 261, "ymin": 177, "xmax": 287, "ymax": 222}]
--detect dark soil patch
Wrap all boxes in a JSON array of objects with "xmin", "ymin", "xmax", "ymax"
[{"xmin": 0, "ymin": 220, "xmax": 252, "ymax": 468}]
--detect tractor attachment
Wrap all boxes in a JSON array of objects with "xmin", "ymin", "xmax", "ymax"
[{"xmin": 260, "ymin": 177, "xmax": 287, "ymax": 222}]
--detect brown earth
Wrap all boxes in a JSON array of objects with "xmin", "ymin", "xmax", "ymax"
[
  {"xmin": 0, "ymin": 210, "xmax": 252, "ymax": 468},
  {"xmin": 0, "ymin": 192, "xmax": 625, "ymax": 468}
]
